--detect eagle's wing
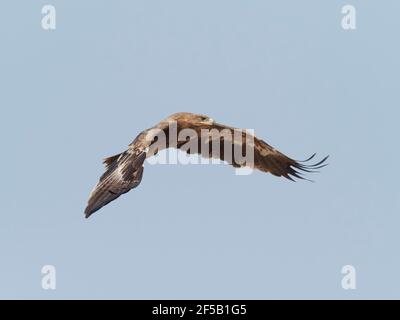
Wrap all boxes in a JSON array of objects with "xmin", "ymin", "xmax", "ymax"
[
  {"xmin": 178, "ymin": 122, "xmax": 328, "ymax": 181},
  {"xmin": 84, "ymin": 134, "xmax": 148, "ymax": 218},
  {"xmin": 253, "ymin": 138, "xmax": 328, "ymax": 181}
]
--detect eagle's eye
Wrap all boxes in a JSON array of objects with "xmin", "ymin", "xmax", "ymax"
[{"xmin": 200, "ymin": 116, "xmax": 208, "ymax": 121}]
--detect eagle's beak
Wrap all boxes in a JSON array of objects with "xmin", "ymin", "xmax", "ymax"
[{"xmin": 207, "ymin": 118, "xmax": 215, "ymax": 124}]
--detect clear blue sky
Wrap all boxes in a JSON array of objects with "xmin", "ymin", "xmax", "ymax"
[{"xmin": 1, "ymin": 0, "xmax": 399, "ymax": 299}]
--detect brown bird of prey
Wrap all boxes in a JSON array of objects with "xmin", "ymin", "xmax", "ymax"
[{"xmin": 84, "ymin": 112, "xmax": 328, "ymax": 218}]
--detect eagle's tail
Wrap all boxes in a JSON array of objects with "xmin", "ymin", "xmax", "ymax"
[{"xmin": 84, "ymin": 150, "xmax": 146, "ymax": 218}]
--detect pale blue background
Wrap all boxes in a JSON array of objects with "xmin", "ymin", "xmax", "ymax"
[{"xmin": 1, "ymin": 1, "xmax": 399, "ymax": 299}]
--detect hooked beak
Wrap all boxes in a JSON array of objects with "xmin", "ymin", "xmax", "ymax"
[{"xmin": 206, "ymin": 118, "xmax": 215, "ymax": 125}]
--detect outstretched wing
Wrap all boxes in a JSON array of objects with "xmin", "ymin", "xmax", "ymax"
[
  {"xmin": 84, "ymin": 147, "xmax": 146, "ymax": 218},
  {"xmin": 177, "ymin": 122, "xmax": 328, "ymax": 181},
  {"xmin": 253, "ymin": 139, "xmax": 328, "ymax": 181}
]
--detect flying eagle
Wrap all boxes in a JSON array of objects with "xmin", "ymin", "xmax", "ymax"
[{"xmin": 84, "ymin": 112, "xmax": 328, "ymax": 218}]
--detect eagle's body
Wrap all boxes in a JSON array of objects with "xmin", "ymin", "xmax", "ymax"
[{"xmin": 84, "ymin": 112, "xmax": 327, "ymax": 218}]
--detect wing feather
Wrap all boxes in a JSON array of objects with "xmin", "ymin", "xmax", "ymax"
[
  {"xmin": 84, "ymin": 139, "xmax": 147, "ymax": 218},
  {"xmin": 175, "ymin": 122, "xmax": 328, "ymax": 181}
]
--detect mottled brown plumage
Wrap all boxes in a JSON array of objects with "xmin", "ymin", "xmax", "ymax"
[{"xmin": 84, "ymin": 112, "xmax": 328, "ymax": 218}]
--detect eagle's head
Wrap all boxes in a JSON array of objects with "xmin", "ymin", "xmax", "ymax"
[{"xmin": 165, "ymin": 112, "xmax": 215, "ymax": 126}]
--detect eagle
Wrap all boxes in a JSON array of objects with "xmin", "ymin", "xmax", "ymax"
[{"xmin": 84, "ymin": 112, "xmax": 328, "ymax": 218}]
